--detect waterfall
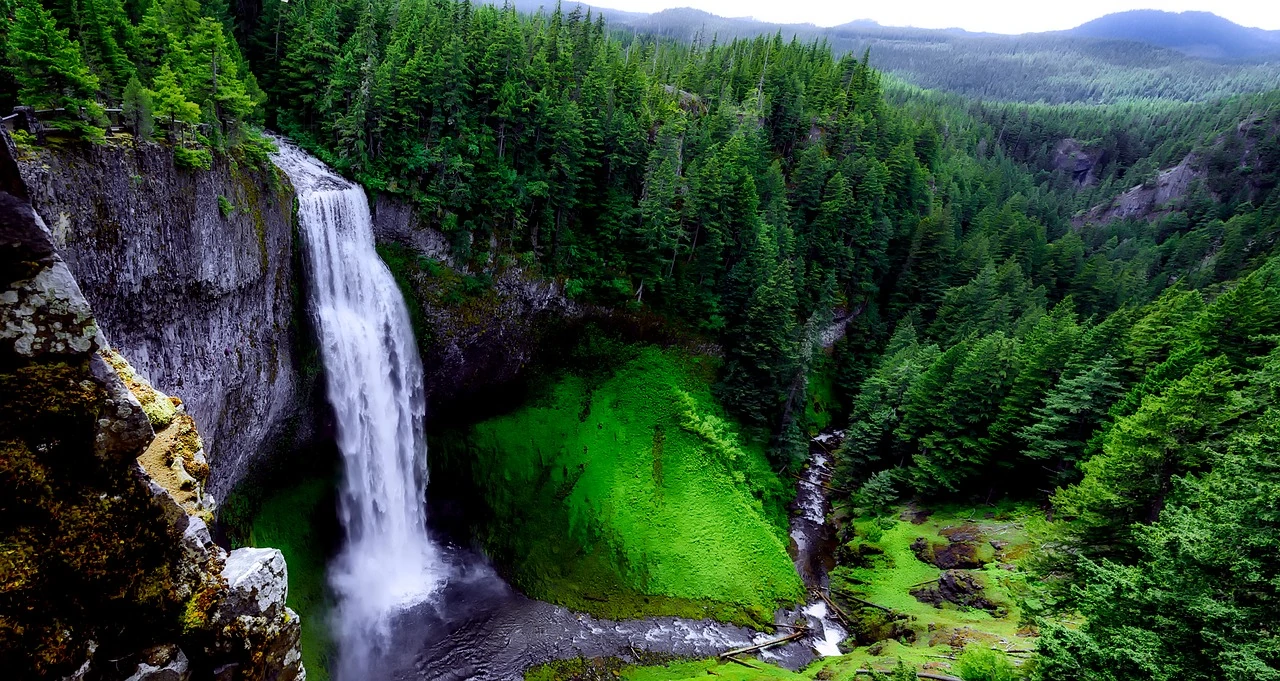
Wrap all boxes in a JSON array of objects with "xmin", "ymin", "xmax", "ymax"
[{"xmin": 271, "ymin": 141, "xmax": 445, "ymax": 678}]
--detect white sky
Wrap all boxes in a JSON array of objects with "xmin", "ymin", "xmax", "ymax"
[{"xmin": 584, "ymin": 0, "xmax": 1280, "ymax": 34}]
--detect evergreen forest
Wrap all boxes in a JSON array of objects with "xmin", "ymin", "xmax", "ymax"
[{"xmin": 4, "ymin": 0, "xmax": 1280, "ymax": 679}]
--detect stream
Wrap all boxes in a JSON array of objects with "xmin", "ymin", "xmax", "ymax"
[{"xmin": 376, "ymin": 430, "xmax": 849, "ymax": 680}]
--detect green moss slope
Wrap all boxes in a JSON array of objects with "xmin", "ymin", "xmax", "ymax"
[
  {"xmin": 239, "ymin": 477, "xmax": 336, "ymax": 681},
  {"xmin": 452, "ymin": 346, "xmax": 804, "ymax": 625}
]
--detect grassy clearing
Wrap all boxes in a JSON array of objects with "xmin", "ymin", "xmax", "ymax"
[
  {"xmin": 830, "ymin": 503, "xmax": 1036, "ymax": 648},
  {"xmin": 625, "ymin": 658, "xmax": 809, "ymax": 680},
  {"xmin": 240, "ymin": 477, "xmax": 337, "ymax": 681},
  {"xmin": 528, "ymin": 648, "xmax": 970, "ymax": 681},
  {"xmin": 441, "ymin": 344, "xmax": 804, "ymax": 626}
]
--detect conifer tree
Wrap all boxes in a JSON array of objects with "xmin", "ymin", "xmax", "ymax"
[
  {"xmin": 1020, "ymin": 355, "xmax": 1123, "ymax": 484},
  {"xmin": 1054, "ymin": 358, "xmax": 1243, "ymax": 551},
  {"xmin": 151, "ymin": 61, "xmax": 199, "ymax": 127},
  {"xmin": 6, "ymin": 0, "xmax": 101, "ymax": 115},
  {"xmin": 121, "ymin": 73, "xmax": 154, "ymax": 139}
]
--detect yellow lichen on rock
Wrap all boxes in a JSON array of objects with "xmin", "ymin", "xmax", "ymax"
[
  {"xmin": 101, "ymin": 348, "xmax": 212, "ymax": 517},
  {"xmin": 101, "ymin": 348, "xmax": 179, "ymax": 428}
]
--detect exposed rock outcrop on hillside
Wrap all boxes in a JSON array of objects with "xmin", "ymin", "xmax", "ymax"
[
  {"xmin": 0, "ymin": 131, "xmax": 303, "ymax": 681},
  {"xmin": 14, "ymin": 137, "xmax": 318, "ymax": 500},
  {"xmin": 1076, "ymin": 154, "xmax": 1205, "ymax": 226},
  {"xmin": 1052, "ymin": 138, "xmax": 1106, "ymax": 187}
]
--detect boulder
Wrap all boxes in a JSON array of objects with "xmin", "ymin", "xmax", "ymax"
[
  {"xmin": 911, "ymin": 570, "xmax": 997, "ymax": 612},
  {"xmin": 222, "ymin": 548, "xmax": 289, "ymax": 618},
  {"xmin": 911, "ymin": 536, "xmax": 988, "ymax": 570},
  {"xmin": 124, "ymin": 645, "xmax": 190, "ymax": 681},
  {"xmin": 211, "ymin": 548, "xmax": 305, "ymax": 681}
]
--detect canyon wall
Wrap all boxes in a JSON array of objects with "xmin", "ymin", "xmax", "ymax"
[
  {"xmin": 370, "ymin": 194, "xmax": 583, "ymax": 415},
  {"xmin": 16, "ymin": 139, "xmax": 317, "ymax": 500}
]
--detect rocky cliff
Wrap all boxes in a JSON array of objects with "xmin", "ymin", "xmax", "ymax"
[
  {"xmin": 0, "ymin": 131, "xmax": 303, "ymax": 680},
  {"xmin": 370, "ymin": 194, "xmax": 584, "ymax": 415},
  {"xmin": 1052, "ymin": 138, "xmax": 1107, "ymax": 187},
  {"xmin": 1076, "ymin": 154, "xmax": 1206, "ymax": 227},
  {"xmin": 14, "ymin": 137, "xmax": 316, "ymax": 500}
]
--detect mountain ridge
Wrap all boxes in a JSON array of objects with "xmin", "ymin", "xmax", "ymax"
[
  {"xmin": 1063, "ymin": 10, "xmax": 1280, "ymax": 60},
  {"xmin": 500, "ymin": 3, "xmax": 1280, "ymax": 62},
  {"xmin": 481, "ymin": 2, "xmax": 1280, "ymax": 102}
]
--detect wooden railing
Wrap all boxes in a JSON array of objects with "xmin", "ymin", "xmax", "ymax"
[{"xmin": 5, "ymin": 106, "xmax": 214, "ymax": 139}]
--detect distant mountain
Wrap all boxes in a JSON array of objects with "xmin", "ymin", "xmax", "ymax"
[
  {"xmin": 479, "ymin": 2, "xmax": 1280, "ymax": 103},
  {"xmin": 1065, "ymin": 10, "xmax": 1280, "ymax": 61}
]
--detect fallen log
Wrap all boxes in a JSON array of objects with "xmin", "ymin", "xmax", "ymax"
[
  {"xmin": 717, "ymin": 630, "xmax": 807, "ymax": 659},
  {"xmin": 815, "ymin": 589, "xmax": 858, "ymax": 626},
  {"xmin": 827, "ymin": 588, "xmax": 894, "ymax": 614},
  {"xmin": 723, "ymin": 655, "xmax": 761, "ymax": 670},
  {"xmin": 788, "ymin": 473, "xmax": 848, "ymax": 493}
]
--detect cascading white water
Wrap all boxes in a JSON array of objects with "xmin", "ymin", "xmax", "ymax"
[{"xmin": 271, "ymin": 141, "xmax": 445, "ymax": 678}]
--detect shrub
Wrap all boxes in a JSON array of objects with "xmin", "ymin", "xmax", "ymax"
[
  {"xmin": 174, "ymin": 146, "xmax": 213, "ymax": 171},
  {"xmin": 955, "ymin": 646, "xmax": 1019, "ymax": 681}
]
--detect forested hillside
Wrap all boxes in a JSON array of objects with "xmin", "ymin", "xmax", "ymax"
[
  {"xmin": 0, "ymin": 0, "xmax": 270, "ymax": 166},
  {"xmin": 4, "ymin": 0, "xmax": 1280, "ymax": 677},
  {"xmin": 612, "ymin": 8, "xmax": 1280, "ymax": 103}
]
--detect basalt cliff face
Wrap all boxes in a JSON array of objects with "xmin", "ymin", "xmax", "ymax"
[
  {"xmin": 15, "ymin": 138, "xmax": 317, "ymax": 500},
  {"xmin": 370, "ymin": 194, "xmax": 583, "ymax": 415},
  {"xmin": 0, "ymin": 131, "xmax": 303, "ymax": 680}
]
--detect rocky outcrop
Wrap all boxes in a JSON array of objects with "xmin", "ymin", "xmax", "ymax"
[
  {"xmin": 910, "ymin": 523, "xmax": 993, "ymax": 570},
  {"xmin": 910, "ymin": 570, "xmax": 997, "ymax": 612},
  {"xmin": 0, "ymin": 131, "xmax": 302, "ymax": 680},
  {"xmin": 1076, "ymin": 154, "xmax": 1206, "ymax": 227},
  {"xmin": 14, "ymin": 137, "xmax": 316, "ymax": 500},
  {"xmin": 1052, "ymin": 138, "xmax": 1106, "ymax": 187},
  {"xmin": 370, "ymin": 195, "xmax": 583, "ymax": 413}
]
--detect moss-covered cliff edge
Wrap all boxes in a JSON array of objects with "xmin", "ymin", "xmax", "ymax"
[{"xmin": 1, "ymin": 130, "xmax": 305, "ymax": 680}]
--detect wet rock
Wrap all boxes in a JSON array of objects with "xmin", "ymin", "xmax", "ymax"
[
  {"xmin": 59, "ymin": 641, "xmax": 96, "ymax": 681},
  {"xmin": 911, "ymin": 570, "xmax": 997, "ymax": 612},
  {"xmin": 124, "ymin": 645, "xmax": 190, "ymax": 681}
]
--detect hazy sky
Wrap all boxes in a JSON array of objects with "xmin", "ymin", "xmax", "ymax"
[{"xmin": 582, "ymin": 0, "xmax": 1280, "ymax": 33}]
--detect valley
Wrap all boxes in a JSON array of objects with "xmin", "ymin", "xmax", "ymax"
[{"xmin": 2, "ymin": 1, "xmax": 1280, "ymax": 680}]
